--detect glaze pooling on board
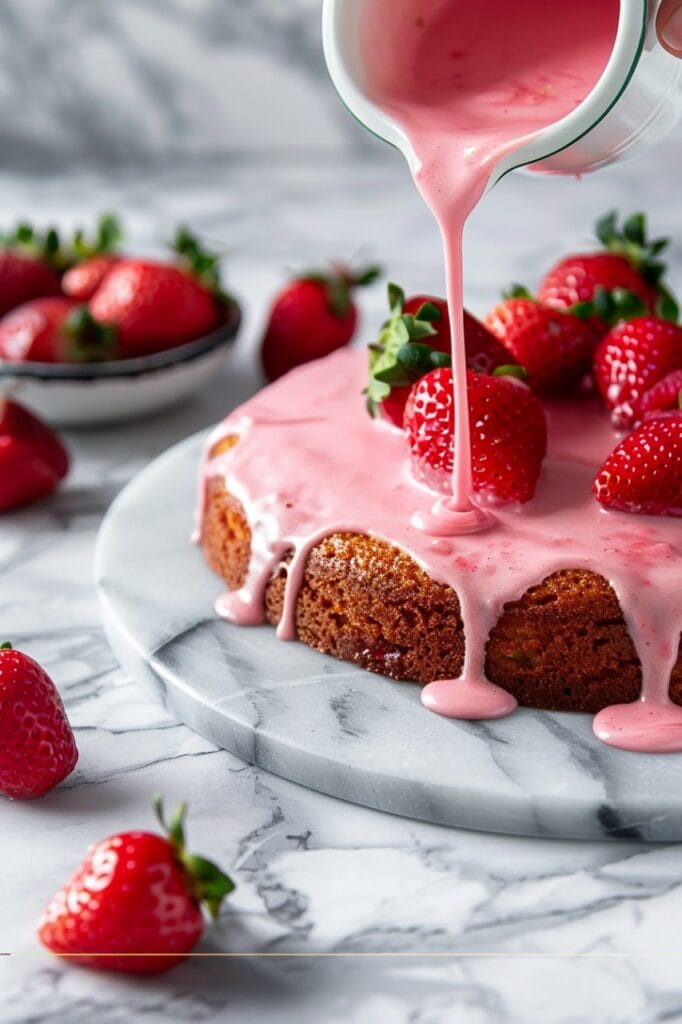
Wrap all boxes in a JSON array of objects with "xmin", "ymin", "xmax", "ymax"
[{"xmin": 196, "ymin": 349, "xmax": 682, "ymax": 754}]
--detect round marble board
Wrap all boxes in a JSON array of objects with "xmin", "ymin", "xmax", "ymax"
[{"xmin": 96, "ymin": 431, "xmax": 682, "ymax": 843}]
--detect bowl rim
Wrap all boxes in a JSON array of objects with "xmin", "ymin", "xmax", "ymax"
[{"xmin": 0, "ymin": 301, "xmax": 242, "ymax": 381}]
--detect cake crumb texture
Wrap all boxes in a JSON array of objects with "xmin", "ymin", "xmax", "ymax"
[{"xmin": 202, "ymin": 480, "xmax": 682, "ymax": 714}]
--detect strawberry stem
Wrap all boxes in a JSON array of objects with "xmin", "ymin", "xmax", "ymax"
[
  {"xmin": 72, "ymin": 213, "xmax": 123, "ymax": 261},
  {"xmin": 366, "ymin": 282, "xmax": 442, "ymax": 414},
  {"xmin": 570, "ymin": 286, "xmax": 648, "ymax": 325},
  {"xmin": 0, "ymin": 642, "xmax": 12, "ymax": 650},
  {"xmin": 502, "ymin": 284, "xmax": 535, "ymax": 301},
  {"xmin": 1, "ymin": 222, "xmax": 70, "ymax": 271},
  {"xmin": 594, "ymin": 210, "xmax": 680, "ymax": 322},
  {"xmin": 304, "ymin": 262, "xmax": 382, "ymax": 319},
  {"xmin": 172, "ymin": 226, "xmax": 234, "ymax": 307},
  {"xmin": 494, "ymin": 364, "xmax": 529, "ymax": 381},
  {"xmin": 65, "ymin": 307, "xmax": 118, "ymax": 362}
]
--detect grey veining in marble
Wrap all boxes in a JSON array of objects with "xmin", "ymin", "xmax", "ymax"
[
  {"xmin": 96, "ymin": 431, "xmax": 682, "ymax": 844},
  {"xmin": 0, "ymin": 0, "xmax": 363, "ymax": 170},
  {"xmin": 3, "ymin": 147, "xmax": 682, "ymax": 1022}
]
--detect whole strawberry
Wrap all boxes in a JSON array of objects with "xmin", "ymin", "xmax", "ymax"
[
  {"xmin": 39, "ymin": 798, "xmax": 235, "ymax": 974},
  {"xmin": 0, "ymin": 399, "xmax": 69, "ymax": 512},
  {"xmin": 0, "ymin": 643, "xmax": 78, "ymax": 799},
  {"xmin": 538, "ymin": 211, "xmax": 679, "ymax": 327},
  {"xmin": 486, "ymin": 291, "xmax": 597, "ymax": 395},
  {"xmin": 593, "ymin": 316, "xmax": 682, "ymax": 428},
  {"xmin": 367, "ymin": 284, "xmax": 515, "ymax": 426},
  {"xmin": 89, "ymin": 228, "xmax": 229, "ymax": 357},
  {"xmin": 0, "ymin": 298, "xmax": 115, "ymax": 364},
  {"xmin": 594, "ymin": 413, "xmax": 682, "ymax": 517},
  {"xmin": 261, "ymin": 262, "xmax": 380, "ymax": 381},
  {"xmin": 0, "ymin": 222, "xmax": 68, "ymax": 317},
  {"xmin": 641, "ymin": 369, "xmax": 682, "ymax": 419},
  {"xmin": 404, "ymin": 368, "xmax": 547, "ymax": 504}
]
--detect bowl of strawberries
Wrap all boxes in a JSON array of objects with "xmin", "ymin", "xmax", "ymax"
[{"xmin": 0, "ymin": 217, "xmax": 241, "ymax": 426}]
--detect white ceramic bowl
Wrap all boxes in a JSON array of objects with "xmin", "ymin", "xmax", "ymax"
[{"xmin": 0, "ymin": 304, "xmax": 241, "ymax": 427}]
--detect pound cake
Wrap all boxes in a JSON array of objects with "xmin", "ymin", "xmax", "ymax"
[{"xmin": 195, "ymin": 344, "xmax": 682, "ymax": 754}]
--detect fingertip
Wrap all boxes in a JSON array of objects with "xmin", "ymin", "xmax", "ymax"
[{"xmin": 657, "ymin": 3, "xmax": 682, "ymax": 57}]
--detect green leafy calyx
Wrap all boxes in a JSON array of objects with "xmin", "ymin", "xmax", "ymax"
[
  {"xmin": 173, "ymin": 226, "xmax": 235, "ymax": 307},
  {"xmin": 72, "ymin": 213, "xmax": 123, "ymax": 261},
  {"xmin": 493, "ymin": 364, "xmax": 529, "ymax": 382},
  {"xmin": 1, "ymin": 214, "xmax": 124, "ymax": 272},
  {"xmin": 304, "ymin": 263, "xmax": 382, "ymax": 320},
  {"xmin": 366, "ymin": 283, "xmax": 448, "ymax": 415},
  {"xmin": 1, "ymin": 222, "xmax": 69, "ymax": 271},
  {"xmin": 154, "ymin": 795, "xmax": 235, "ymax": 921},
  {"xmin": 65, "ymin": 306, "xmax": 118, "ymax": 362},
  {"xmin": 570, "ymin": 286, "xmax": 649, "ymax": 326},
  {"xmin": 502, "ymin": 283, "xmax": 536, "ymax": 301},
  {"xmin": 595, "ymin": 210, "xmax": 679, "ymax": 322}
]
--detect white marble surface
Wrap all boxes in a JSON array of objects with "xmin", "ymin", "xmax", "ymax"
[
  {"xmin": 97, "ymin": 429, "xmax": 682, "ymax": 843},
  {"xmin": 2, "ymin": 146, "xmax": 682, "ymax": 1022},
  {"xmin": 0, "ymin": 0, "xmax": 365, "ymax": 170}
]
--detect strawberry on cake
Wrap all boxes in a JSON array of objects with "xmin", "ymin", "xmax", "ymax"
[{"xmin": 196, "ymin": 220, "xmax": 682, "ymax": 756}]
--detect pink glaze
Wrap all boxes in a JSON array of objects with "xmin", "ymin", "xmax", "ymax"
[
  {"xmin": 196, "ymin": 349, "xmax": 682, "ymax": 752},
  {"xmin": 358, "ymin": 0, "xmax": 622, "ymax": 727},
  {"xmin": 360, "ymin": 0, "xmax": 620, "ymax": 526},
  {"xmin": 422, "ymin": 678, "xmax": 518, "ymax": 722},
  {"xmin": 196, "ymin": 0, "xmax": 682, "ymax": 750}
]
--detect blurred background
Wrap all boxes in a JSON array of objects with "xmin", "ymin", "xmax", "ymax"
[
  {"xmin": 1, "ymin": 0, "xmax": 681, "ymax": 398},
  {"xmin": 0, "ymin": 0, "xmax": 366, "ymax": 170}
]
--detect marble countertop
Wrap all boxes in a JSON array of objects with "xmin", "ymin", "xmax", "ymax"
[{"xmin": 1, "ymin": 147, "xmax": 682, "ymax": 1024}]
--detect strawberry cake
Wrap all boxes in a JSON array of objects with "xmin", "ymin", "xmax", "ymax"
[{"xmin": 195, "ymin": 282, "xmax": 682, "ymax": 755}]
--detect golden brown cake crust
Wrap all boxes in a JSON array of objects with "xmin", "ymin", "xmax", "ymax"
[{"xmin": 202, "ymin": 479, "xmax": 682, "ymax": 714}]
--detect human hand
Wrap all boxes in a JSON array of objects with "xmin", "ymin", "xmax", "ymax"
[{"xmin": 657, "ymin": 0, "xmax": 682, "ymax": 57}]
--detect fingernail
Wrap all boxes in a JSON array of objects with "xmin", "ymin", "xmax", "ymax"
[{"xmin": 661, "ymin": 6, "xmax": 682, "ymax": 51}]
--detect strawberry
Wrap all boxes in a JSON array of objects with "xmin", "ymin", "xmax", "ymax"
[
  {"xmin": 0, "ymin": 226, "xmax": 62, "ymax": 317},
  {"xmin": 486, "ymin": 291, "xmax": 598, "ymax": 395},
  {"xmin": 62, "ymin": 215, "xmax": 123, "ymax": 301},
  {"xmin": 62, "ymin": 256, "xmax": 119, "ymax": 302},
  {"xmin": 367, "ymin": 284, "xmax": 514, "ymax": 426},
  {"xmin": 593, "ymin": 413, "xmax": 682, "ymax": 517},
  {"xmin": 0, "ymin": 399, "xmax": 69, "ymax": 511},
  {"xmin": 38, "ymin": 798, "xmax": 235, "ymax": 974},
  {"xmin": 404, "ymin": 368, "xmax": 547, "ymax": 504},
  {"xmin": 538, "ymin": 211, "xmax": 679, "ymax": 327},
  {"xmin": 0, "ymin": 643, "xmax": 78, "ymax": 798},
  {"xmin": 89, "ymin": 228, "xmax": 230, "ymax": 357},
  {"xmin": 641, "ymin": 369, "xmax": 682, "ymax": 419},
  {"xmin": 593, "ymin": 316, "xmax": 682, "ymax": 428},
  {"xmin": 0, "ymin": 298, "xmax": 116, "ymax": 364},
  {"xmin": 262, "ymin": 262, "xmax": 380, "ymax": 382}
]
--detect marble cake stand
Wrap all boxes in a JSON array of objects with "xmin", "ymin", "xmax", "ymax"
[{"xmin": 96, "ymin": 431, "xmax": 682, "ymax": 842}]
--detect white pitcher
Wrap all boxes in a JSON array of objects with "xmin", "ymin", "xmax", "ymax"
[{"xmin": 323, "ymin": 0, "xmax": 682, "ymax": 190}]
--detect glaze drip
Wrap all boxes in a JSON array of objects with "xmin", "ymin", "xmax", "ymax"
[
  {"xmin": 196, "ymin": 0, "xmax": 681, "ymax": 752},
  {"xmin": 196, "ymin": 349, "xmax": 682, "ymax": 753}
]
